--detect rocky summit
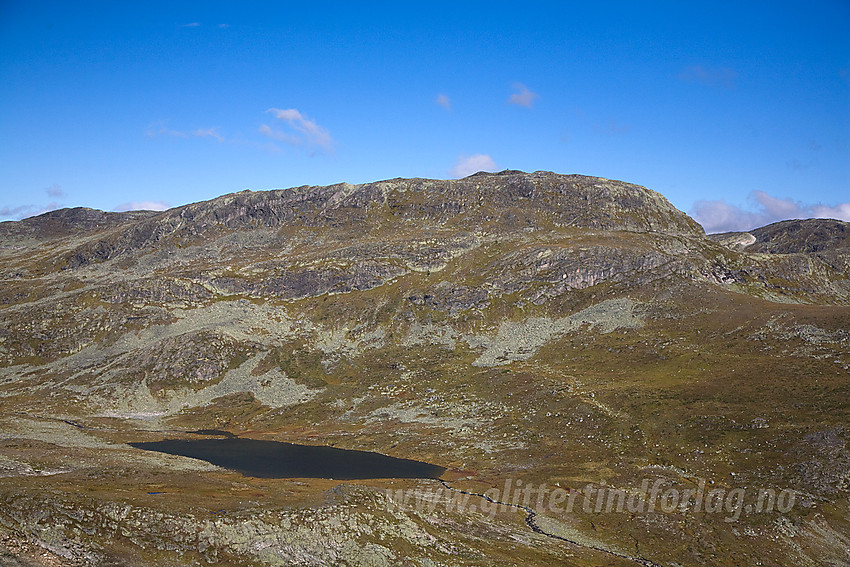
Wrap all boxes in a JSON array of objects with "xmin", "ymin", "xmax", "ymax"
[{"xmin": 1, "ymin": 171, "xmax": 848, "ymax": 566}]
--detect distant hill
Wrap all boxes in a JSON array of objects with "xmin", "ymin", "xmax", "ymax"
[{"xmin": 710, "ymin": 218, "xmax": 850, "ymax": 254}]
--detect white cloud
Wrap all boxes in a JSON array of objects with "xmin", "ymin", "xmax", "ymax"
[
  {"xmin": 191, "ymin": 128, "xmax": 224, "ymax": 142},
  {"xmin": 678, "ymin": 65, "xmax": 738, "ymax": 89},
  {"xmin": 45, "ymin": 184, "xmax": 64, "ymax": 197},
  {"xmin": 114, "ymin": 201, "xmax": 170, "ymax": 212},
  {"xmin": 146, "ymin": 121, "xmax": 188, "ymax": 138},
  {"xmin": 0, "ymin": 204, "xmax": 39, "ymax": 220},
  {"xmin": 812, "ymin": 202, "xmax": 850, "ymax": 220},
  {"xmin": 690, "ymin": 191, "xmax": 850, "ymax": 233},
  {"xmin": 690, "ymin": 200, "xmax": 763, "ymax": 233},
  {"xmin": 146, "ymin": 121, "xmax": 224, "ymax": 142},
  {"xmin": 450, "ymin": 154, "xmax": 497, "ymax": 178},
  {"xmin": 265, "ymin": 108, "xmax": 334, "ymax": 151},
  {"xmin": 0, "ymin": 204, "xmax": 34, "ymax": 218},
  {"xmin": 0, "ymin": 202, "xmax": 61, "ymax": 221},
  {"xmin": 258, "ymin": 124, "xmax": 301, "ymax": 146},
  {"xmin": 182, "ymin": 22, "xmax": 201, "ymax": 28},
  {"xmin": 750, "ymin": 190, "xmax": 803, "ymax": 219},
  {"xmin": 435, "ymin": 93, "xmax": 451, "ymax": 110},
  {"xmin": 508, "ymin": 83, "xmax": 538, "ymax": 108}
]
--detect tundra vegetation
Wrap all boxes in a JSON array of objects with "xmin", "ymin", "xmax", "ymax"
[{"xmin": 0, "ymin": 171, "xmax": 848, "ymax": 566}]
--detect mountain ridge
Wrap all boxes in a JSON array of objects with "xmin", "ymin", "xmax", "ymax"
[{"xmin": 2, "ymin": 171, "xmax": 702, "ymax": 268}]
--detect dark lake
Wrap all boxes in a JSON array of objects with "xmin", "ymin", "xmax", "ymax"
[{"xmin": 129, "ymin": 438, "xmax": 446, "ymax": 480}]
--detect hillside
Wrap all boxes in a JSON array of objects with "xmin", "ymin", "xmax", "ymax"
[{"xmin": 1, "ymin": 171, "xmax": 848, "ymax": 566}]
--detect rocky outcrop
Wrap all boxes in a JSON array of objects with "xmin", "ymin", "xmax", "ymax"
[
  {"xmin": 707, "ymin": 231, "xmax": 756, "ymax": 250},
  {"xmin": 0, "ymin": 207, "xmax": 157, "ymax": 240},
  {"xmin": 749, "ymin": 219, "xmax": 850, "ymax": 254},
  {"xmin": 40, "ymin": 171, "xmax": 702, "ymax": 270}
]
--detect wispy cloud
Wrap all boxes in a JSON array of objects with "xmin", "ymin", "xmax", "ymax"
[
  {"xmin": 812, "ymin": 202, "xmax": 850, "ymax": 220},
  {"xmin": 191, "ymin": 128, "xmax": 224, "ymax": 142},
  {"xmin": 45, "ymin": 184, "xmax": 64, "ymax": 197},
  {"xmin": 508, "ymin": 83, "xmax": 538, "ymax": 108},
  {"xmin": 263, "ymin": 108, "xmax": 334, "ymax": 152},
  {"xmin": 450, "ymin": 154, "xmax": 497, "ymax": 178},
  {"xmin": 678, "ymin": 65, "xmax": 738, "ymax": 89},
  {"xmin": 0, "ymin": 202, "xmax": 61, "ymax": 221},
  {"xmin": 146, "ymin": 121, "xmax": 223, "ymax": 142},
  {"xmin": 0, "ymin": 204, "xmax": 39, "ymax": 220},
  {"xmin": 181, "ymin": 22, "xmax": 230, "ymax": 30},
  {"xmin": 257, "ymin": 124, "xmax": 301, "ymax": 146},
  {"xmin": 691, "ymin": 190, "xmax": 850, "ymax": 233},
  {"xmin": 114, "ymin": 201, "xmax": 170, "ymax": 212},
  {"xmin": 435, "ymin": 93, "xmax": 451, "ymax": 110},
  {"xmin": 146, "ymin": 121, "xmax": 187, "ymax": 138}
]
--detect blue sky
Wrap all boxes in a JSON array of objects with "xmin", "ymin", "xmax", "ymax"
[{"xmin": 1, "ymin": 1, "xmax": 848, "ymax": 231}]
